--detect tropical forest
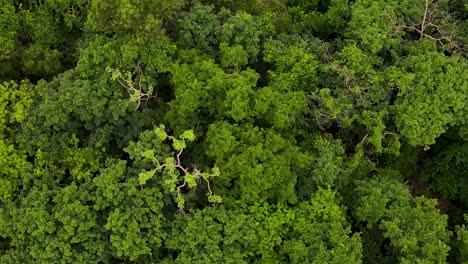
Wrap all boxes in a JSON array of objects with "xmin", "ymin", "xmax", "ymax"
[{"xmin": 0, "ymin": 0, "xmax": 467, "ymax": 263}]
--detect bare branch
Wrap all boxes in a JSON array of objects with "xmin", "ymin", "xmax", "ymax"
[
  {"xmin": 112, "ymin": 61, "xmax": 157, "ymax": 110},
  {"xmin": 176, "ymin": 148, "xmax": 184, "ymax": 167},
  {"xmin": 176, "ymin": 181, "xmax": 187, "ymax": 194},
  {"xmin": 391, "ymin": 0, "xmax": 466, "ymax": 55},
  {"xmin": 420, "ymin": 0, "xmax": 432, "ymax": 39},
  {"xmin": 202, "ymin": 175, "xmax": 213, "ymax": 196}
]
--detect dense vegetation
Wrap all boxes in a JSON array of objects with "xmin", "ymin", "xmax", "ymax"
[{"xmin": 0, "ymin": 0, "xmax": 467, "ymax": 263}]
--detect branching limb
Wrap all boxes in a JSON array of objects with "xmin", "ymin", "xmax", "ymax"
[
  {"xmin": 390, "ymin": 0, "xmax": 466, "ymax": 55},
  {"xmin": 110, "ymin": 61, "xmax": 158, "ymax": 110},
  {"xmin": 139, "ymin": 127, "xmax": 220, "ymax": 210}
]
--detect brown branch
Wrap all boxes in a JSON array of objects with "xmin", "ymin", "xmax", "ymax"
[
  {"xmin": 360, "ymin": 133, "xmax": 369, "ymax": 145},
  {"xmin": 202, "ymin": 176, "xmax": 213, "ymax": 196},
  {"xmin": 116, "ymin": 78, "xmax": 132, "ymax": 96},
  {"xmin": 174, "ymin": 163, "xmax": 188, "ymax": 175},
  {"xmin": 137, "ymin": 61, "xmax": 144, "ymax": 94},
  {"xmin": 391, "ymin": 0, "xmax": 466, "ymax": 55},
  {"xmin": 113, "ymin": 62, "xmax": 157, "ymax": 110},
  {"xmin": 151, "ymin": 138, "xmax": 219, "ymax": 209},
  {"xmin": 176, "ymin": 148, "xmax": 184, "ymax": 167},
  {"xmin": 176, "ymin": 181, "xmax": 187, "ymax": 194},
  {"xmin": 420, "ymin": 0, "xmax": 431, "ymax": 39}
]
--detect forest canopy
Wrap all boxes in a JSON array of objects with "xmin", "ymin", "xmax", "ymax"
[{"xmin": 0, "ymin": 0, "xmax": 467, "ymax": 263}]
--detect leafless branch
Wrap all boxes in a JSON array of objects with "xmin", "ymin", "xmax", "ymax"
[
  {"xmin": 391, "ymin": 0, "xmax": 466, "ymax": 55},
  {"xmin": 114, "ymin": 61, "xmax": 157, "ymax": 110}
]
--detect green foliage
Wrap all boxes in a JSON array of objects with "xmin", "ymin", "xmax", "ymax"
[
  {"xmin": 0, "ymin": 0, "xmax": 84, "ymax": 80},
  {"xmin": 282, "ymin": 188, "xmax": 362, "ymax": 263},
  {"xmin": 0, "ymin": 0, "xmax": 466, "ymax": 262},
  {"xmin": 221, "ymin": 11, "xmax": 266, "ymax": 63},
  {"xmin": 88, "ymin": 0, "xmax": 183, "ymax": 35},
  {"xmin": 355, "ymin": 170, "xmax": 451, "ymax": 263},
  {"xmin": 346, "ymin": 0, "xmax": 402, "ymax": 54},
  {"xmin": 422, "ymin": 142, "xmax": 468, "ymax": 205},
  {"xmin": 0, "ymin": 81, "xmax": 34, "ymax": 201},
  {"xmin": 125, "ymin": 126, "xmax": 220, "ymax": 209},
  {"xmin": 456, "ymin": 216, "xmax": 468, "ymax": 264},
  {"xmin": 0, "ymin": 0, "xmax": 19, "ymax": 62},
  {"xmin": 220, "ymin": 42, "xmax": 249, "ymax": 69},
  {"xmin": 287, "ymin": 0, "xmax": 350, "ymax": 37},
  {"xmin": 177, "ymin": 4, "xmax": 228, "ymax": 52},
  {"xmin": 310, "ymin": 135, "xmax": 346, "ymax": 188},
  {"xmin": 166, "ymin": 58, "xmax": 265, "ymax": 132},
  {"xmin": 263, "ymin": 39, "xmax": 320, "ymax": 91},
  {"xmin": 166, "ymin": 204, "xmax": 286, "ymax": 263},
  {"xmin": 166, "ymin": 188, "xmax": 361, "ymax": 263},
  {"xmin": 103, "ymin": 185, "xmax": 164, "ymax": 260},
  {"xmin": 394, "ymin": 46, "xmax": 467, "ymax": 147},
  {"xmin": 206, "ymin": 122, "xmax": 310, "ymax": 204},
  {"xmin": 0, "ymin": 176, "xmax": 107, "ymax": 263}
]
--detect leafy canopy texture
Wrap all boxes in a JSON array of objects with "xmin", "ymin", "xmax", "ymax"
[{"xmin": 0, "ymin": 0, "xmax": 467, "ymax": 263}]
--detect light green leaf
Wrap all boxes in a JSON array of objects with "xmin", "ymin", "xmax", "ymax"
[
  {"xmin": 176, "ymin": 195, "xmax": 185, "ymax": 209},
  {"xmin": 208, "ymin": 195, "xmax": 223, "ymax": 204},
  {"xmin": 155, "ymin": 126, "xmax": 167, "ymax": 141},
  {"xmin": 185, "ymin": 173, "xmax": 197, "ymax": 188},
  {"xmin": 172, "ymin": 139, "xmax": 186, "ymax": 151},
  {"xmin": 180, "ymin": 130, "xmax": 196, "ymax": 141},
  {"xmin": 138, "ymin": 170, "xmax": 155, "ymax": 185},
  {"xmin": 142, "ymin": 150, "xmax": 154, "ymax": 159},
  {"xmin": 212, "ymin": 166, "xmax": 220, "ymax": 176}
]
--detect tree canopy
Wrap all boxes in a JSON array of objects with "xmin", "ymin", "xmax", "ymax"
[{"xmin": 0, "ymin": 0, "xmax": 467, "ymax": 263}]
